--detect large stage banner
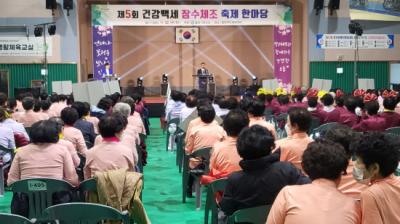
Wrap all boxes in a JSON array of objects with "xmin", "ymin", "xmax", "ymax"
[
  {"xmin": 316, "ymin": 34, "xmax": 395, "ymax": 49},
  {"xmin": 0, "ymin": 36, "xmax": 52, "ymax": 57},
  {"xmin": 349, "ymin": 0, "xmax": 400, "ymax": 21},
  {"xmin": 92, "ymin": 26, "xmax": 113, "ymax": 80},
  {"xmin": 91, "ymin": 4, "xmax": 292, "ymax": 26},
  {"xmin": 274, "ymin": 25, "xmax": 292, "ymax": 85}
]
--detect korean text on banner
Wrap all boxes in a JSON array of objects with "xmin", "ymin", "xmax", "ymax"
[
  {"xmin": 274, "ymin": 25, "xmax": 292, "ymax": 85},
  {"xmin": 92, "ymin": 5, "xmax": 292, "ymax": 26},
  {"xmin": 92, "ymin": 26, "xmax": 113, "ymax": 80}
]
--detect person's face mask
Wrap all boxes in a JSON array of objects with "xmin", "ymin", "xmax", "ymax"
[{"xmin": 352, "ymin": 166, "xmax": 371, "ymax": 185}]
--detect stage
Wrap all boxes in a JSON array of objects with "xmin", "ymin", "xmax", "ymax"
[{"xmin": 144, "ymin": 96, "xmax": 166, "ymax": 118}]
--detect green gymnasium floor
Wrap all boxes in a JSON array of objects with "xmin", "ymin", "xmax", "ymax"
[{"xmin": 0, "ymin": 118, "xmax": 204, "ymax": 223}]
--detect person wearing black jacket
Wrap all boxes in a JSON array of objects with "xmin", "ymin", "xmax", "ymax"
[{"xmin": 220, "ymin": 125, "xmax": 310, "ymax": 216}]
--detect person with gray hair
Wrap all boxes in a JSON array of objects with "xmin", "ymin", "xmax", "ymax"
[{"xmin": 112, "ymin": 102, "xmax": 131, "ymax": 118}]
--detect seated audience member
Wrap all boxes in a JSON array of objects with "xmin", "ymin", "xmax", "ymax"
[
  {"xmin": 166, "ymin": 90, "xmax": 185, "ymax": 121},
  {"xmin": 41, "ymin": 100, "xmax": 57, "ymax": 118},
  {"xmin": 265, "ymin": 94, "xmax": 279, "ymax": 115},
  {"xmin": 71, "ymin": 102, "xmax": 96, "ymax": 147},
  {"xmin": 335, "ymin": 94, "xmax": 347, "ymax": 114},
  {"xmin": 276, "ymin": 95, "xmax": 290, "ymax": 115},
  {"xmin": 33, "ymin": 99, "xmax": 41, "ymax": 112},
  {"xmin": 0, "ymin": 92, "xmax": 7, "ymax": 109},
  {"xmin": 209, "ymin": 109, "xmax": 249, "ymax": 177},
  {"xmin": 48, "ymin": 94, "xmax": 60, "ymax": 116},
  {"xmin": 307, "ymin": 96, "xmax": 323, "ymax": 124},
  {"xmin": 267, "ymin": 139, "xmax": 360, "ymax": 224},
  {"xmin": 49, "ymin": 117, "xmax": 80, "ymax": 168},
  {"xmin": 339, "ymin": 96, "xmax": 359, "ymax": 127},
  {"xmin": 220, "ymin": 125, "xmax": 310, "ymax": 216},
  {"xmin": 276, "ymin": 107, "xmax": 313, "ymax": 170},
  {"xmin": 7, "ymin": 120, "xmax": 78, "ymax": 186},
  {"xmin": 112, "ymin": 103, "xmax": 140, "ymax": 141},
  {"xmin": 225, "ymin": 97, "xmax": 239, "ymax": 110},
  {"xmin": 0, "ymin": 108, "xmax": 29, "ymax": 142},
  {"xmin": 120, "ymin": 96, "xmax": 146, "ymax": 135},
  {"xmin": 212, "ymin": 95, "xmax": 228, "ymax": 117},
  {"xmin": 247, "ymin": 99, "xmax": 277, "ymax": 139},
  {"xmin": 61, "ymin": 107, "xmax": 88, "ymax": 155},
  {"xmin": 324, "ymin": 125, "xmax": 367, "ymax": 198},
  {"xmin": 13, "ymin": 97, "xmax": 48, "ymax": 127},
  {"xmin": 320, "ymin": 93, "xmax": 340, "ymax": 123},
  {"xmin": 7, "ymin": 98, "xmax": 17, "ymax": 113},
  {"xmin": 132, "ymin": 93, "xmax": 145, "ymax": 115},
  {"xmin": 84, "ymin": 114, "xmax": 135, "ymax": 179},
  {"xmin": 352, "ymin": 132, "xmax": 400, "ymax": 224},
  {"xmin": 180, "ymin": 95, "xmax": 197, "ymax": 122},
  {"xmin": 289, "ymin": 89, "xmax": 306, "ymax": 108},
  {"xmin": 380, "ymin": 96, "xmax": 400, "ymax": 129},
  {"xmin": 185, "ymin": 104, "xmax": 226, "ymax": 158},
  {"xmin": 0, "ymin": 110, "xmax": 16, "ymax": 164},
  {"xmin": 353, "ymin": 100, "xmax": 386, "ymax": 132},
  {"xmin": 91, "ymin": 97, "xmax": 113, "ymax": 119},
  {"xmin": 83, "ymin": 102, "xmax": 99, "ymax": 134}
]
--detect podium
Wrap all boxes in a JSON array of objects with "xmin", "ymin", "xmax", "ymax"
[{"xmin": 192, "ymin": 74, "xmax": 211, "ymax": 92}]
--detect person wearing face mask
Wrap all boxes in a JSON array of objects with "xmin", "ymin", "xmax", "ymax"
[
  {"xmin": 275, "ymin": 107, "xmax": 313, "ymax": 171},
  {"xmin": 267, "ymin": 139, "xmax": 361, "ymax": 224},
  {"xmin": 324, "ymin": 125, "xmax": 368, "ymax": 199},
  {"xmin": 84, "ymin": 114, "xmax": 135, "ymax": 179},
  {"xmin": 352, "ymin": 132, "xmax": 400, "ymax": 224}
]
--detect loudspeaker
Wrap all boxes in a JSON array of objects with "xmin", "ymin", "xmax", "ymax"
[
  {"xmin": 230, "ymin": 85, "xmax": 240, "ymax": 96},
  {"xmin": 329, "ymin": 0, "xmax": 340, "ymax": 10},
  {"xmin": 161, "ymin": 83, "xmax": 168, "ymax": 96},
  {"xmin": 63, "ymin": 0, "xmax": 73, "ymax": 10},
  {"xmin": 208, "ymin": 83, "xmax": 215, "ymax": 96},
  {"xmin": 314, "ymin": 0, "xmax": 324, "ymax": 15},
  {"xmin": 46, "ymin": 0, "xmax": 57, "ymax": 10}
]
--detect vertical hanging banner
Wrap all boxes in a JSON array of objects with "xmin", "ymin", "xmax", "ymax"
[
  {"xmin": 92, "ymin": 25, "xmax": 113, "ymax": 80},
  {"xmin": 274, "ymin": 25, "xmax": 292, "ymax": 85}
]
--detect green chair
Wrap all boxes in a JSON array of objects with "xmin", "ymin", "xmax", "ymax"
[
  {"xmin": 44, "ymin": 202, "xmax": 130, "ymax": 224},
  {"xmin": 0, "ymin": 145, "xmax": 15, "ymax": 196},
  {"xmin": 0, "ymin": 213, "xmax": 36, "ymax": 224},
  {"xmin": 10, "ymin": 178, "xmax": 75, "ymax": 221},
  {"xmin": 78, "ymin": 178, "xmax": 97, "ymax": 201},
  {"xmin": 385, "ymin": 127, "xmax": 400, "ymax": 136},
  {"xmin": 311, "ymin": 122, "xmax": 338, "ymax": 139},
  {"xmin": 308, "ymin": 117, "xmax": 321, "ymax": 135},
  {"xmin": 166, "ymin": 118, "xmax": 180, "ymax": 151},
  {"xmin": 204, "ymin": 178, "xmax": 227, "ymax": 224},
  {"xmin": 227, "ymin": 205, "xmax": 272, "ymax": 224},
  {"xmin": 182, "ymin": 147, "xmax": 212, "ymax": 209},
  {"xmin": 176, "ymin": 132, "xmax": 186, "ymax": 173},
  {"xmin": 264, "ymin": 108, "xmax": 273, "ymax": 122}
]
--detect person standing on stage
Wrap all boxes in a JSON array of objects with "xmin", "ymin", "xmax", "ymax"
[{"xmin": 196, "ymin": 62, "xmax": 209, "ymax": 92}]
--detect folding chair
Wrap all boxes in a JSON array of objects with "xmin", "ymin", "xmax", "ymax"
[
  {"xmin": 0, "ymin": 213, "xmax": 36, "ymax": 224},
  {"xmin": 385, "ymin": 127, "xmax": 400, "ymax": 136},
  {"xmin": 308, "ymin": 117, "xmax": 321, "ymax": 135},
  {"xmin": 45, "ymin": 202, "xmax": 130, "ymax": 224},
  {"xmin": 227, "ymin": 205, "xmax": 272, "ymax": 224},
  {"xmin": 204, "ymin": 178, "xmax": 227, "ymax": 224},
  {"xmin": 176, "ymin": 132, "xmax": 186, "ymax": 173},
  {"xmin": 10, "ymin": 178, "xmax": 74, "ymax": 221},
  {"xmin": 182, "ymin": 147, "xmax": 211, "ymax": 209},
  {"xmin": 311, "ymin": 122, "xmax": 338, "ymax": 139}
]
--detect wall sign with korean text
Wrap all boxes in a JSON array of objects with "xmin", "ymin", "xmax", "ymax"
[
  {"xmin": 316, "ymin": 34, "xmax": 394, "ymax": 49},
  {"xmin": 0, "ymin": 36, "xmax": 53, "ymax": 57},
  {"xmin": 92, "ymin": 4, "xmax": 292, "ymax": 26}
]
